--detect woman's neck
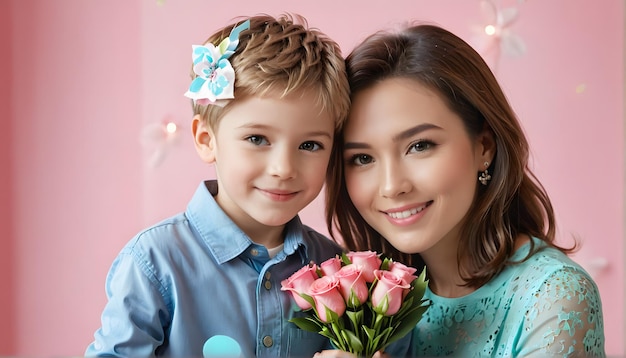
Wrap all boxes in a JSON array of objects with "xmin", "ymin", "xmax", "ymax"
[
  {"xmin": 419, "ymin": 232, "xmax": 474, "ymax": 298},
  {"xmin": 423, "ymin": 234, "xmax": 532, "ymax": 298},
  {"xmin": 422, "ymin": 253, "xmax": 474, "ymax": 298}
]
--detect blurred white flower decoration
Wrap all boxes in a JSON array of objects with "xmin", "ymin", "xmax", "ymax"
[
  {"xmin": 141, "ymin": 117, "xmax": 182, "ymax": 168},
  {"xmin": 473, "ymin": 0, "xmax": 526, "ymax": 69}
]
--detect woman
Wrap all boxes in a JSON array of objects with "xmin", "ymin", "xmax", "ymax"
[{"xmin": 324, "ymin": 24, "xmax": 605, "ymax": 357}]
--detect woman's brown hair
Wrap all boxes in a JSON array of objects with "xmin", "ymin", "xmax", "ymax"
[{"xmin": 326, "ymin": 24, "xmax": 574, "ymax": 287}]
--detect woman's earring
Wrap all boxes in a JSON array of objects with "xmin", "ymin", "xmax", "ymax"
[{"xmin": 479, "ymin": 161, "xmax": 491, "ymax": 186}]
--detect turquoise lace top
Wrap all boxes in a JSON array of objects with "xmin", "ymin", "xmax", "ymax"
[{"xmin": 411, "ymin": 237, "xmax": 605, "ymax": 357}]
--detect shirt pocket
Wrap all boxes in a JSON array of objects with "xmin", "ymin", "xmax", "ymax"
[{"xmin": 284, "ymin": 324, "xmax": 331, "ymax": 357}]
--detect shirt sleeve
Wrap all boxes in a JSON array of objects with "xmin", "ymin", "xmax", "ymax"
[
  {"xmin": 516, "ymin": 266, "xmax": 605, "ymax": 357},
  {"xmin": 85, "ymin": 250, "xmax": 171, "ymax": 357}
]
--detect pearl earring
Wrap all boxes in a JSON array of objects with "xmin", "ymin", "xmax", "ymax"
[{"xmin": 479, "ymin": 161, "xmax": 491, "ymax": 186}]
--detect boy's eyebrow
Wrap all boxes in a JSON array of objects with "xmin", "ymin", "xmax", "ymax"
[
  {"xmin": 344, "ymin": 123, "xmax": 441, "ymax": 150},
  {"xmin": 238, "ymin": 124, "xmax": 333, "ymax": 139},
  {"xmin": 307, "ymin": 131, "xmax": 333, "ymax": 139}
]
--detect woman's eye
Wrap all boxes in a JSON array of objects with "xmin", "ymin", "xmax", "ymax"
[
  {"xmin": 349, "ymin": 154, "xmax": 374, "ymax": 166},
  {"xmin": 300, "ymin": 141, "xmax": 323, "ymax": 152},
  {"xmin": 246, "ymin": 135, "xmax": 269, "ymax": 146},
  {"xmin": 408, "ymin": 140, "xmax": 435, "ymax": 153}
]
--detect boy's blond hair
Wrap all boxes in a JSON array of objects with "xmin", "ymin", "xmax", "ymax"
[{"xmin": 191, "ymin": 14, "xmax": 350, "ymax": 131}]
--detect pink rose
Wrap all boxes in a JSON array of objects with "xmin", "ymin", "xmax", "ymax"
[
  {"xmin": 334, "ymin": 264, "xmax": 369, "ymax": 308},
  {"xmin": 388, "ymin": 261, "xmax": 418, "ymax": 286},
  {"xmin": 346, "ymin": 251, "xmax": 382, "ymax": 282},
  {"xmin": 308, "ymin": 275, "xmax": 346, "ymax": 323},
  {"xmin": 371, "ymin": 270, "xmax": 411, "ymax": 316},
  {"xmin": 320, "ymin": 256, "xmax": 342, "ymax": 276},
  {"xmin": 281, "ymin": 264, "xmax": 319, "ymax": 310}
]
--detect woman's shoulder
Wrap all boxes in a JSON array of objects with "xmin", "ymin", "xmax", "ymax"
[
  {"xmin": 503, "ymin": 239, "xmax": 605, "ymax": 356},
  {"xmin": 512, "ymin": 237, "xmax": 590, "ymax": 280},
  {"xmin": 505, "ymin": 238, "xmax": 600, "ymax": 304}
]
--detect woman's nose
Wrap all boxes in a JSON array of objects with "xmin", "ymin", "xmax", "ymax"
[{"xmin": 378, "ymin": 160, "xmax": 412, "ymax": 198}]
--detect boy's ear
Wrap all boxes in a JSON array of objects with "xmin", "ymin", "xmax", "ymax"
[{"xmin": 192, "ymin": 115, "xmax": 216, "ymax": 164}]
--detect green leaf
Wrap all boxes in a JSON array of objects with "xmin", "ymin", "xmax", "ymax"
[
  {"xmin": 378, "ymin": 326, "xmax": 394, "ymax": 342},
  {"xmin": 374, "ymin": 326, "xmax": 395, "ymax": 352},
  {"xmin": 362, "ymin": 325, "xmax": 376, "ymax": 339},
  {"xmin": 288, "ymin": 317, "xmax": 322, "ymax": 332},
  {"xmin": 362, "ymin": 322, "xmax": 385, "ymax": 357},
  {"xmin": 368, "ymin": 333, "xmax": 384, "ymax": 354},
  {"xmin": 373, "ymin": 294, "xmax": 389, "ymax": 315},
  {"xmin": 394, "ymin": 297, "xmax": 415, "ymax": 318},
  {"xmin": 380, "ymin": 257, "xmax": 392, "ymax": 270},
  {"xmin": 325, "ymin": 306, "xmax": 341, "ymax": 323},
  {"xmin": 297, "ymin": 292, "xmax": 316, "ymax": 311},
  {"xmin": 346, "ymin": 309, "xmax": 364, "ymax": 331},
  {"xmin": 341, "ymin": 329, "xmax": 363, "ymax": 353},
  {"xmin": 341, "ymin": 252, "xmax": 351, "ymax": 265},
  {"xmin": 384, "ymin": 303, "xmax": 431, "ymax": 346},
  {"xmin": 331, "ymin": 322, "xmax": 347, "ymax": 351},
  {"xmin": 319, "ymin": 326, "xmax": 335, "ymax": 340},
  {"xmin": 346, "ymin": 290, "xmax": 363, "ymax": 309},
  {"xmin": 329, "ymin": 338, "xmax": 344, "ymax": 351},
  {"xmin": 411, "ymin": 267, "xmax": 429, "ymax": 298}
]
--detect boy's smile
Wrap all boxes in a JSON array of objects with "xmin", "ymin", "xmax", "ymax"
[{"xmin": 257, "ymin": 188, "xmax": 299, "ymax": 202}]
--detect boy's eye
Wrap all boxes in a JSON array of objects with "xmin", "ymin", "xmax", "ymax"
[
  {"xmin": 349, "ymin": 154, "xmax": 373, "ymax": 166},
  {"xmin": 300, "ymin": 141, "xmax": 323, "ymax": 152},
  {"xmin": 246, "ymin": 135, "xmax": 269, "ymax": 146},
  {"xmin": 408, "ymin": 140, "xmax": 435, "ymax": 153}
]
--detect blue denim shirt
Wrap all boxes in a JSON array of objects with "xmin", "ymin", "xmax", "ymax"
[{"xmin": 85, "ymin": 180, "xmax": 344, "ymax": 357}]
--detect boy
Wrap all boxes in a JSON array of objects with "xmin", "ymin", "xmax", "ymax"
[{"xmin": 86, "ymin": 14, "xmax": 350, "ymax": 357}]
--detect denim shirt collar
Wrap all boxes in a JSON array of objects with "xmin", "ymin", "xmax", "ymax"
[{"xmin": 185, "ymin": 180, "xmax": 309, "ymax": 265}]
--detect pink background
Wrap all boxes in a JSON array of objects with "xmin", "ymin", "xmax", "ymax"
[{"xmin": 1, "ymin": 0, "xmax": 623, "ymax": 356}]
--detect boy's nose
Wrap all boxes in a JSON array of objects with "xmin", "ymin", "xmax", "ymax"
[{"xmin": 267, "ymin": 149, "xmax": 297, "ymax": 179}]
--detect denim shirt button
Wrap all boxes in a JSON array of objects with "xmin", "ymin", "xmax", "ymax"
[
  {"xmin": 262, "ymin": 335, "xmax": 273, "ymax": 347},
  {"xmin": 264, "ymin": 281, "xmax": 272, "ymax": 290}
]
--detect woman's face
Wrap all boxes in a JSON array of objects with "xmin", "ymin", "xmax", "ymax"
[{"xmin": 343, "ymin": 78, "xmax": 490, "ymax": 257}]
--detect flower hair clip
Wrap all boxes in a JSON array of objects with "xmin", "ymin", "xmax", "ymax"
[{"xmin": 184, "ymin": 19, "xmax": 250, "ymax": 107}]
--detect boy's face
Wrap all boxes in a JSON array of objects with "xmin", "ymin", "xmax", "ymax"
[{"xmin": 194, "ymin": 91, "xmax": 335, "ymax": 241}]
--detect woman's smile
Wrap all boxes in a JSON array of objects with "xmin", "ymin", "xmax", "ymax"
[{"xmin": 384, "ymin": 201, "xmax": 432, "ymax": 223}]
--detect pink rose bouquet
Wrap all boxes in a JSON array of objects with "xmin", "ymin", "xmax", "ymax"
[{"xmin": 281, "ymin": 251, "xmax": 430, "ymax": 358}]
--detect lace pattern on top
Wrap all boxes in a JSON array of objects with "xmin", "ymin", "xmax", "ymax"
[{"xmin": 412, "ymin": 240, "xmax": 605, "ymax": 357}]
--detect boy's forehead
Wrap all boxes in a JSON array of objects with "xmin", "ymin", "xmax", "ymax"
[
  {"xmin": 240, "ymin": 87, "xmax": 333, "ymax": 117},
  {"xmin": 219, "ymin": 94, "xmax": 335, "ymax": 133}
]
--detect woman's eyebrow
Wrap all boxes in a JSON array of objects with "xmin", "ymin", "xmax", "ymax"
[
  {"xmin": 392, "ymin": 123, "xmax": 441, "ymax": 142},
  {"xmin": 344, "ymin": 123, "xmax": 441, "ymax": 150}
]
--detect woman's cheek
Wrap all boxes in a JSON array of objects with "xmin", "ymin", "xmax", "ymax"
[
  {"xmin": 345, "ymin": 169, "xmax": 372, "ymax": 206},
  {"xmin": 420, "ymin": 152, "xmax": 474, "ymax": 194}
]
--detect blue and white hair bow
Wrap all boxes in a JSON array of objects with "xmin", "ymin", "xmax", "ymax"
[{"xmin": 184, "ymin": 19, "xmax": 250, "ymax": 107}]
